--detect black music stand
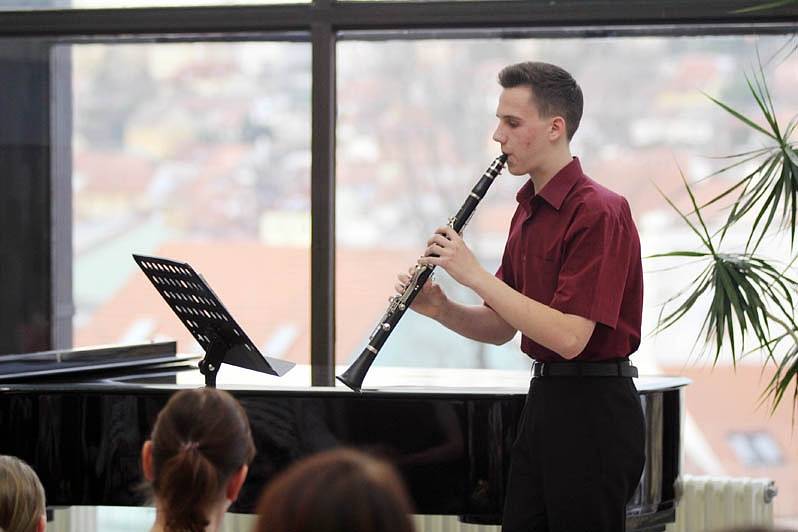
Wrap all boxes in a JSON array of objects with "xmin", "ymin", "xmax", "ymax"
[{"xmin": 133, "ymin": 254, "xmax": 294, "ymax": 387}]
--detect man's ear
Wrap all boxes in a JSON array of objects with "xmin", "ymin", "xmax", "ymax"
[
  {"xmin": 37, "ymin": 514, "xmax": 46, "ymax": 532},
  {"xmin": 225, "ymin": 465, "xmax": 249, "ymax": 502},
  {"xmin": 141, "ymin": 440, "xmax": 155, "ymax": 482},
  {"xmin": 549, "ymin": 116, "xmax": 567, "ymax": 142}
]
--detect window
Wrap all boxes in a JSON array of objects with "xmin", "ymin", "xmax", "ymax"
[
  {"xmin": 68, "ymin": 39, "xmax": 312, "ymax": 380},
  {"xmin": 335, "ymin": 35, "xmax": 798, "ymax": 374},
  {"xmin": 2, "ymin": 2, "xmax": 796, "ymax": 386},
  {"xmin": 728, "ymin": 431, "xmax": 784, "ymax": 467}
]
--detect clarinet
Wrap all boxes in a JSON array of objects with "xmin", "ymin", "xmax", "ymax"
[{"xmin": 337, "ymin": 154, "xmax": 508, "ymax": 391}]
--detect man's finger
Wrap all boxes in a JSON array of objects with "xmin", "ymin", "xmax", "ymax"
[
  {"xmin": 439, "ymin": 226, "xmax": 458, "ymax": 239},
  {"xmin": 431, "ymin": 234, "xmax": 449, "ymax": 247}
]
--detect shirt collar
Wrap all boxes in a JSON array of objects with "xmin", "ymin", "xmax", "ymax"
[{"xmin": 516, "ymin": 157, "xmax": 584, "ymax": 211}]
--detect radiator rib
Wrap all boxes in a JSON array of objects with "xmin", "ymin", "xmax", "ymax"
[{"xmin": 413, "ymin": 475, "xmax": 776, "ymax": 532}]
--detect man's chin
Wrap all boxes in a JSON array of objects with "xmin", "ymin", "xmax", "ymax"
[{"xmin": 506, "ymin": 164, "xmax": 525, "ymax": 177}]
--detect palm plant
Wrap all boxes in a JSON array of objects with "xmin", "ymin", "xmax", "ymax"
[{"xmin": 651, "ymin": 46, "xmax": 798, "ymax": 414}]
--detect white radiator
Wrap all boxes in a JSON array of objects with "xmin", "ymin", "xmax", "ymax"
[
  {"xmin": 413, "ymin": 475, "xmax": 777, "ymax": 532},
  {"xmin": 48, "ymin": 476, "xmax": 776, "ymax": 531},
  {"xmin": 413, "ymin": 514, "xmax": 498, "ymax": 532},
  {"xmin": 666, "ymin": 475, "xmax": 777, "ymax": 532}
]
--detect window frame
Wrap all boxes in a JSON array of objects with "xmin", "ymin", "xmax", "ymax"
[{"xmin": 0, "ymin": 1, "xmax": 796, "ymax": 385}]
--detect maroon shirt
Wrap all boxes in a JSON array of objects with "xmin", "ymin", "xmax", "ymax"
[{"xmin": 493, "ymin": 157, "xmax": 643, "ymax": 362}]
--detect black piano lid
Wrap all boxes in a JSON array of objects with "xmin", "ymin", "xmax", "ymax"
[
  {"xmin": 0, "ymin": 375, "xmax": 690, "ymax": 396},
  {"xmin": 0, "ymin": 341, "xmax": 203, "ymax": 383}
]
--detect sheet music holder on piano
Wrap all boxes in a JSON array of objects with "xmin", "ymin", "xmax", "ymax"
[{"xmin": 133, "ymin": 253, "xmax": 294, "ymax": 387}]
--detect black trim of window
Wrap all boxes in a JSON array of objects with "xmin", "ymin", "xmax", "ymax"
[
  {"xmin": 1, "ymin": 0, "xmax": 796, "ymax": 385},
  {"xmin": 311, "ymin": 14, "xmax": 336, "ymax": 386},
  {"xmin": 0, "ymin": 1, "xmax": 797, "ymax": 37}
]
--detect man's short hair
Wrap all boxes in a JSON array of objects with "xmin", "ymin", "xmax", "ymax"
[{"xmin": 498, "ymin": 61, "xmax": 583, "ymax": 140}]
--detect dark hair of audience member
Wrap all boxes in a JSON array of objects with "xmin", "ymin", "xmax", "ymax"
[
  {"xmin": 142, "ymin": 388, "xmax": 256, "ymax": 532},
  {"xmin": 254, "ymin": 448, "xmax": 415, "ymax": 532},
  {"xmin": 0, "ymin": 455, "xmax": 46, "ymax": 532}
]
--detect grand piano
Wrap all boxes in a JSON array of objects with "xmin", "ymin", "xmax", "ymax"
[{"xmin": 0, "ymin": 341, "xmax": 687, "ymax": 532}]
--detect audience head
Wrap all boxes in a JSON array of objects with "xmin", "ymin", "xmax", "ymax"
[
  {"xmin": 254, "ymin": 448, "xmax": 415, "ymax": 532},
  {"xmin": 142, "ymin": 388, "xmax": 255, "ymax": 532},
  {"xmin": 0, "ymin": 455, "xmax": 46, "ymax": 532}
]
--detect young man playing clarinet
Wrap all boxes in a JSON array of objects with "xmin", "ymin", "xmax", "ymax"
[{"xmin": 398, "ymin": 61, "xmax": 646, "ymax": 532}]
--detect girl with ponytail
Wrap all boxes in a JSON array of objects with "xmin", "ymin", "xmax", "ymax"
[{"xmin": 141, "ymin": 388, "xmax": 255, "ymax": 532}]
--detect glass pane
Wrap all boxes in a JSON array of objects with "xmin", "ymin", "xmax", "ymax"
[
  {"xmin": 0, "ymin": 0, "xmax": 307, "ymax": 10},
  {"xmin": 336, "ymin": 35, "xmax": 798, "ymax": 373},
  {"xmin": 336, "ymin": 36, "xmax": 798, "ymax": 520},
  {"xmin": 69, "ymin": 39, "xmax": 312, "ymax": 381}
]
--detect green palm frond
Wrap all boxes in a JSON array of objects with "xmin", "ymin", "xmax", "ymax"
[
  {"xmin": 653, "ymin": 262, "xmax": 713, "ymax": 334},
  {"xmin": 653, "ymin": 168, "xmax": 716, "ymax": 252},
  {"xmin": 654, "ymin": 40, "xmax": 798, "ymax": 415},
  {"xmin": 704, "ymin": 59, "xmax": 798, "ymax": 252},
  {"xmin": 652, "ymin": 177, "xmax": 798, "ymax": 367},
  {"xmin": 761, "ymin": 330, "xmax": 798, "ymax": 418},
  {"xmin": 705, "ymin": 253, "xmax": 796, "ymax": 364}
]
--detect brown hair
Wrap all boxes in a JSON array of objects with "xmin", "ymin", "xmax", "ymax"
[
  {"xmin": 147, "ymin": 388, "xmax": 255, "ymax": 532},
  {"xmin": 498, "ymin": 61, "xmax": 583, "ymax": 140},
  {"xmin": 254, "ymin": 448, "xmax": 415, "ymax": 532},
  {"xmin": 0, "ymin": 455, "xmax": 45, "ymax": 532}
]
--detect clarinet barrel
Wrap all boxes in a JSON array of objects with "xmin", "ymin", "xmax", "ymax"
[{"xmin": 337, "ymin": 154, "xmax": 507, "ymax": 392}]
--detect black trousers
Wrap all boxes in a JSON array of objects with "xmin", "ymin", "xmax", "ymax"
[{"xmin": 501, "ymin": 376, "xmax": 646, "ymax": 532}]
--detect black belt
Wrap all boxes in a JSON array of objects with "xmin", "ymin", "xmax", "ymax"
[{"xmin": 531, "ymin": 359, "xmax": 638, "ymax": 378}]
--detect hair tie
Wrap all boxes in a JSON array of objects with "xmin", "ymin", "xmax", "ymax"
[{"xmin": 180, "ymin": 441, "xmax": 200, "ymax": 453}]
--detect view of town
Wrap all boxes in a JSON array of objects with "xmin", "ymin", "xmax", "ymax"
[{"xmin": 66, "ymin": 34, "xmax": 797, "ymax": 521}]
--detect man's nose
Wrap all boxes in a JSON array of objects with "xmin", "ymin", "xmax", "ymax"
[{"xmin": 492, "ymin": 127, "xmax": 504, "ymax": 143}]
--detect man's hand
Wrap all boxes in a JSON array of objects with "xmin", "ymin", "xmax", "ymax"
[
  {"xmin": 396, "ymin": 265, "xmax": 447, "ymax": 320},
  {"xmin": 418, "ymin": 226, "xmax": 486, "ymax": 289}
]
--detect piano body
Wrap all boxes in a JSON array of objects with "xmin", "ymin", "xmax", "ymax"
[{"xmin": 0, "ymin": 343, "xmax": 687, "ymax": 532}]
